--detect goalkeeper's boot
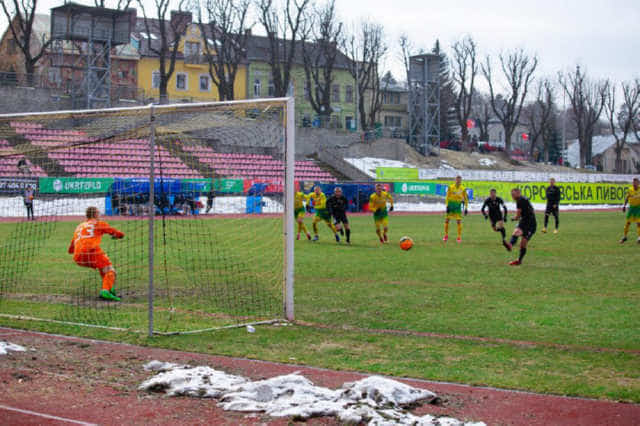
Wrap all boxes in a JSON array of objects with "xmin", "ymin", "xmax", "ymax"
[
  {"xmin": 541, "ymin": 227, "xmax": 547, "ymax": 233},
  {"xmin": 99, "ymin": 290, "xmax": 121, "ymax": 302},
  {"xmin": 442, "ymin": 235, "xmax": 448, "ymax": 242},
  {"xmin": 619, "ymin": 236, "xmax": 627, "ymax": 244},
  {"xmin": 312, "ymin": 235, "xmax": 319, "ymax": 242},
  {"xmin": 335, "ymin": 233, "xmax": 341, "ymax": 243},
  {"xmin": 508, "ymin": 260, "xmax": 521, "ymax": 266},
  {"xmin": 502, "ymin": 240, "xmax": 513, "ymax": 251}
]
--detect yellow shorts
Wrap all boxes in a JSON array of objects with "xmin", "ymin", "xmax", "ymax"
[
  {"xmin": 374, "ymin": 217, "xmax": 389, "ymax": 228},
  {"xmin": 446, "ymin": 213, "xmax": 462, "ymax": 221},
  {"xmin": 313, "ymin": 215, "xmax": 331, "ymax": 225}
]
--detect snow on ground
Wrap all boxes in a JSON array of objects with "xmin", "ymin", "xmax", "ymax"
[
  {"xmin": 0, "ymin": 341, "xmax": 26, "ymax": 355},
  {"xmin": 0, "ymin": 196, "xmax": 105, "ymax": 217},
  {"xmin": 346, "ymin": 157, "xmax": 416, "ymax": 178},
  {"xmin": 395, "ymin": 201, "xmax": 619, "ymax": 213},
  {"xmin": 478, "ymin": 158, "xmax": 497, "ymax": 167},
  {"xmin": 139, "ymin": 361, "xmax": 484, "ymax": 425}
]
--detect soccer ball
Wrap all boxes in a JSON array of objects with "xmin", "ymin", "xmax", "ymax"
[{"xmin": 399, "ymin": 236, "xmax": 414, "ymax": 251}]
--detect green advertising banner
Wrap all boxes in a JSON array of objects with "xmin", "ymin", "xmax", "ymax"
[
  {"xmin": 430, "ymin": 180, "xmax": 630, "ymax": 205},
  {"xmin": 39, "ymin": 177, "xmax": 114, "ymax": 194},
  {"xmin": 181, "ymin": 178, "xmax": 244, "ymax": 193},
  {"xmin": 394, "ymin": 181, "xmax": 437, "ymax": 195},
  {"xmin": 376, "ymin": 167, "xmax": 419, "ymax": 180}
]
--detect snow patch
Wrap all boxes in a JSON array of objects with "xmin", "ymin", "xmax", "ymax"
[
  {"xmin": 346, "ymin": 157, "xmax": 416, "ymax": 178},
  {"xmin": 0, "ymin": 196, "xmax": 105, "ymax": 217},
  {"xmin": 0, "ymin": 341, "xmax": 26, "ymax": 355},
  {"xmin": 140, "ymin": 361, "xmax": 484, "ymax": 425},
  {"xmin": 478, "ymin": 158, "xmax": 496, "ymax": 167}
]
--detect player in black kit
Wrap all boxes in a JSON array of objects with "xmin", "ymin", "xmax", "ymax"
[
  {"xmin": 481, "ymin": 189, "xmax": 508, "ymax": 241},
  {"xmin": 543, "ymin": 178, "xmax": 561, "ymax": 234},
  {"xmin": 503, "ymin": 188, "xmax": 537, "ymax": 266},
  {"xmin": 327, "ymin": 187, "xmax": 351, "ymax": 243}
]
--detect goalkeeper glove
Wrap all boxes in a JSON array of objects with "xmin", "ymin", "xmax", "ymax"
[{"xmin": 389, "ymin": 205, "xmax": 394, "ymax": 212}]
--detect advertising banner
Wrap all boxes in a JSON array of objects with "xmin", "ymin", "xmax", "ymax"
[
  {"xmin": 39, "ymin": 177, "xmax": 114, "ymax": 194},
  {"xmin": 393, "ymin": 182, "xmax": 437, "ymax": 195},
  {"xmin": 376, "ymin": 167, "xmax": 419, "ymax": 180},
  {"xmin": 0, "ymin": 177, "xmax": 38, "ymax": 193}
]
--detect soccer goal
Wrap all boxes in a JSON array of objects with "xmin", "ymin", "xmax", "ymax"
[{"xmin": 0, "ymin": 98, "xmax": 295, "ymax": 335}]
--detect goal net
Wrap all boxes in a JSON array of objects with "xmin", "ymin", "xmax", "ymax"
[{"xmin": 0, "ymin": 99, "xmax": 295, "ymax": 335}]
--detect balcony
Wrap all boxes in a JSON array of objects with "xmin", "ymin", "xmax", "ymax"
[{"xmin": 184, "ymin": 54, "xmax": 207, "ymax": 67}]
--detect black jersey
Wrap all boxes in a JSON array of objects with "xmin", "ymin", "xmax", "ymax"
[
  {"xmin": 481, "ymin": 196, "xmax": 507, "ymax": 219},
  {"xmin": 327, "ymin": 194, "xmax": 349, "ymax": 216},
  {"xmin": 517, "ymin": 196, "xmax": 536, "ymax": 223},
  {"xmin": 546, "ymin": 186, "xmax": 561, "ymax": 206}
]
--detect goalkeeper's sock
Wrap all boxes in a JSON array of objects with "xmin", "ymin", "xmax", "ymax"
[
  {"xmin": 499, "ymin": 228, "xmax": 506, "ymax": 239},
  {"xmin": 518, "ymin": 248, "xmax": 527, "ymax": 262},
  {"xmin": 544, "ymin": 214, "xmax": 549, "ymax": 228},
  {"xmin": 102, "ymin": 270, "xmax": 116, "ymax": 292},
  {"xmin": 457, "ymin": 222, "xmax": 462, "ymax": 239},
  {"xmin": 623, "ymin": 221, "xmax": 630, "ymax": 236},
  {"xmin": 346, "ymin": 228, "xmax": 351, "ymax": 243},
  {"xmin": 510, "ymin": 235, "xmax": 518, "ymax": 246},
  {"xmin": 444, "ymin": 221, "xmax": 449, "ymax": 237},
  {"xmin": 312, "ymin": 222, "xmax": 318, "ymax": 235}
]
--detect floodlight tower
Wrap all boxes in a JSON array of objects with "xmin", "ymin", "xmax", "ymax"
[
  {"xmin": 408, "ymin": 53, "xmax": 441, "ymax": 156},
  {"xmin": 50, "ymin": 3, "xmax": 135, "ymax": 109}
]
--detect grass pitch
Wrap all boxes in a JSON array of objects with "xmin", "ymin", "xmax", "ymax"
[{"xmin": 0, "ymin": 210, "xmax": 638, "ymax": 402}]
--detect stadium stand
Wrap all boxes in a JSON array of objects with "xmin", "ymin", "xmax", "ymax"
[{"xmin": 0, "ymin": 138, "xmax": 47, "ymax": 177}]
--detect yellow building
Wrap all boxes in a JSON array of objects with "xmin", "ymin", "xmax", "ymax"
[{"xmin": 134, "ymin": 20, "xmax": 247, "ymax": 102}]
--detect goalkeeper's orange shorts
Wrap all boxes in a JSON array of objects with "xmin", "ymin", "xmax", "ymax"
[{"xmin": 73, "ymin": 248, "xmax": 112, "ymax": 270}]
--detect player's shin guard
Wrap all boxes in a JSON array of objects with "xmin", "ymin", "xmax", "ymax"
[
  {"xmin": 623, "ymin": 221, "xmax": 630, "ymax": 236},
  {"xmin": 300, "ymin": 222, "xmax": 309, "ymax": 236},
  {"xmin": 102, "ymin": 270, "xmax": 115, "ymax": 291},
  {"xmin": 313, "ymin": 222, "xmax": 318, "ymax": 235},
  {"xmin": 518, "ymin": 248, "xmax": 527, "ymax": 262},
  {"xmin": 444, "ymin": 221, "xmax": 449, "ymax": 236},
  {"xmin": 457, "ymin": 222, "xmax": 462, "ymax": 238}
]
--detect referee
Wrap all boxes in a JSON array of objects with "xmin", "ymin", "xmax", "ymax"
[
  {"xmin": 543, "ymin": 178, "xmax": 561, "ymax": 234},
  {"xmin": 503, "ymin": 188, "xmax": 537, "ymax": 266},
  {"xmin": 481, "ymin": 189, "xmax": 508, "ymax": 241},
  {"xmin": 327, "ymin": 187, "xmax": 351, "ymax": 244}
]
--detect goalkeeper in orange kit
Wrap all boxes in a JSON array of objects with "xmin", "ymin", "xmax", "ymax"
[{"xmin": 68, "ymin": 206, "xmax": 124, "ymax": 301}]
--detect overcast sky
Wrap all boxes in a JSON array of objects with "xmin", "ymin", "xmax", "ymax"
[{"xmin": 2, "ymin": 0, "xmax": 639, "ymax": 86}]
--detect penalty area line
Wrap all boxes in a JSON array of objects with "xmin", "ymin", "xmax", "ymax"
[{"xmin": 0, "ymin": 404, "xmax": 97, "ymax": 425}]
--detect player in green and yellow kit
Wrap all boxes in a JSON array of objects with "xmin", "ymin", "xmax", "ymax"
[
  {"xmin": 294, "ymin": 191, "xmax": 311, "ymax": 241},
  {"xmin": 308, "ymin": 186, "xmax": 340, "ymax": 243},
  {"xmin": 620, "ymin": 178, "xmax": 640, "ymax": 244},
  {"xmin": 443, "ymin": 175, "xmax": 469, "ymax": 243},
  {"xmin": 369, "ymin": 183, "xmax": 394, "ymax": 244}
]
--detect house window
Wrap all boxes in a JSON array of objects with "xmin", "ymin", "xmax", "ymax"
[
  {"xmin": 268, "ymin": 79, "xmax": 275, "ymax": 97},
  {"xmin": 199, "ymin": 75, "xmax": 210, "ymax": 92},
  {"xmin": 151, "ymin": 71, "xmax": 160, "ymax": 89},
  {"xmin": 384, "ymin": 116, "xmax": 402, "ymax": 127},
  {"xmin": 332, "ymin": 84, "xmax": 340, "ymax": 102},
  {"xmin": 253, "ymin": 78, "xmax": 261, "ymax": 97},
  {"xmin": 176, "ymin": 73, "xmax": 188, "ymax": 91},
  {"xmin": 48, "ymin": 68, "xmax": 61, "ymax": 86},
  {"xmin": 184, "ymin": 41, "xmax": 200, "ymax": 57},
  {"xmin": 345, "ymin": 85, "xmax": 353, "ymax": 103}
]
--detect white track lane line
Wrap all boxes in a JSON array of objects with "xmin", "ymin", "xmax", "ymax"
[{"xmin": 0, "ymin": 404, "xmax": 97, "ymax": 425}]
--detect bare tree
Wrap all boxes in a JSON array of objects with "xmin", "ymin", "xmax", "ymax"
[
  {"xmin": 198, "ymin": 0, "xmax": 250, "ymax": 101},
  {"xmin": 605, "ymin": 79, "xmax": 640, "ymax": 173},
  {"xmin": 398, "ymin": 34, "xmax": 415, "ymax": 85},
  {"xmin": 482, "ymin": 49, "xmax": 538, "ymax": 152},
  {"xmin": 524, "ymin": 78, "xmax": 555, "ymax": 160},
  {"xmin": 301, "ymin": 0, "xmax": 343, "ymax": 123},
  {"xmin": 138, "ymin": 0, "xmax": 191, "ymax": 103},
  {"xmin": 451, "ymin": 36, "xmax": 478, "ymax": 151},
  {"xmin": 256, "ymin": 0, "xmax": 311, "ymax": 98},
  {"xmin": 0, "ymin": 0, "xmax": 51, "ymax": 85},
  {"xmin": 558, "ymin": 66, "xmax": 609, "ymax": 167},
  {"xmin": 343, "ymin": 20, "xmax": 386, "ymax": 130}
]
